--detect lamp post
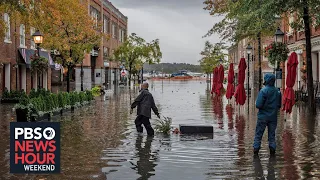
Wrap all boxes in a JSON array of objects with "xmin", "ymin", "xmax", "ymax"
[
  {"xmin": 246, "ymin": 44, "xmax": 253, "ymax": 111},
  {"xmin": 141, "ymin": 65, "xmax": 144, "ymax": 84},
  {"xmin": 32, "ymin": 30, "xmax": 43, "ymax": 89},
  {"xmin": 120, "ymin": 58, "xmax": 125, "ymax": 85},
  {"xmin": 80, "ymin": 61, "xmax": 84, "ymax": 91},
  {"xmin": 274, "ymin": 27, "xmax": 285, "ymax": 89}
]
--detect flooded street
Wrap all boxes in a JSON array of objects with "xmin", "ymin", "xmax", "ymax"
[{"xmin": 0, "ymin": 80, "xmax": 320, "ymax": 179}]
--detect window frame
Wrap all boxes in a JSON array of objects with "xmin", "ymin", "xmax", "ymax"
[
  {"xmin": 112, "ymin": 24, "xmax": 116, "ymax": 38},
  {"xmin": 103, "ymin": 16, "xmax": 109, "ymax": 34},
  {"xmin": 20, "ymin": 24, "xmax": 26, "ymax": 48},
  {"xmin": 4, "ymin": 13, "xmax": 11, "ymax": 43},
  {"xmin": 90, "ymin": 6, "xmax": 100, "ymax": 28},
  {"xmin": 288, "ymin": 14, "xmax": 294, "ymax": 36},
  {"xmin": 119, "ymin": 29, "xmax": 122, "ymax": 42},
  {"xmin": 30, "ymin": 27, "xmax": 36, "ymax": 49}
]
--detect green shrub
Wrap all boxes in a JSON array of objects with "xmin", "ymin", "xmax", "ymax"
[
  {"xmin": 64, "ymin": 92, "xmax": 70, "ymax": 107},
  {"xmin": 16, "ymin": 89, "xmax": 95, "ymax": 119},
  {"xmin": 154, "ymin": 117, "xmax": 172, "ymax": 134},
  {"xmin": 91, "ymin": 86, "xmax": 101, "ymax": 97},
  {"xmin": 2, "ymin": 88, "xmax": 27, "ymax": 100},
  {"xmin": 58, "ymin": 92, "xmax": 64, "ymax": 108},
  {"xmin": 74, "ymin": 92, "xmax": 80, "ymax": 104},
  {"xmin": 52, "ymin": 94, "xmax": 59, "ymax": 109},
  {"xmin": 79, "ymin": 92, "xmax": 86, "ymax": 104},
  {"xmin": 20, "ymin": 90, "xmax": 27, "ymax": 99},
  {"xmin": 29, "ymin": 88, "xmax": 37, "ymax": 99},
  {"xmin": 69, "ymin": 92, "xmax": 76, "ymax": 106},
  {"xmin": 85, "ymin": 90, "xmax": 93, "ymax": 101},
  {"xmin": 2, "ymin": 88, "xmax": 9, "ymax": 98},
  {"xmin": 30, "ymin": 98, "xmax": 40, "ymax": 112},
  {"xmin": 19, "ymin": 96, "xmax": 30, "ymax": 106}
]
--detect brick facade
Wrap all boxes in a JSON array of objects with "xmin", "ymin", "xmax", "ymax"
[
  {"xmin": 1, "ymin": 0, "xmax": 127, "ymax": 94},
  {"xmin": 0, "ymin": 14, "xmax": 52, "ymax": 95},
  {"xmin": 228, "ymin": 36, "xmax": 277, "ymax": 92},
  {"xmin": 282, "ymin": 14, "xmax": 320, "ymax": 91},
  {"xmin": 75, "ymin": 0, "xmax": 127, "ymax": 90}
]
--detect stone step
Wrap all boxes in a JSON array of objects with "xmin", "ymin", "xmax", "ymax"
[{"xmin": 179, "ymin": 124, "xmax": 213, "ymax": 134}]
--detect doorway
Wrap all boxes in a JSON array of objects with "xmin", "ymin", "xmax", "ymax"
[{"xmin": 91, "ymin": 56, "xmax": 96, "ymax": 84}]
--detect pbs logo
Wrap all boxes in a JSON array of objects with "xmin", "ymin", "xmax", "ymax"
[{"xmin": 15, "ymin": 127, "xmax": 56, "ymax": 140}]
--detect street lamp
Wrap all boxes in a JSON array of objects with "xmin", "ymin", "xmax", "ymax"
[
  {"xmin": 80, "ymin": 61, "xmax": 84, "ymax": 91},
  {"xmin": 32, "ymin": 30, "xmax": 43, "ymax": 89},
  {"xmin": 274, "ymin": 27, "xmax": 285, "ymax": 43},
  {"xmin": 274, "ymin": 27, "xmax": 284, "ymax": 89},
  {"xmin": 120, "ymin": 58, "xmax": 125, "ymax": 85},
  {"xmin": 246, "ymin": 44, "xmax": 253, "ymax": 111}
]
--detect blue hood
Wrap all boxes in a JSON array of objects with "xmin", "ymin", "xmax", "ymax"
[{"xmin": 263, "ymin": 73, "xmax": 275, "ymax": 86}]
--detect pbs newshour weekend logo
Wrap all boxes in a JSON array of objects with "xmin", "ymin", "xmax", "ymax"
[{"xmin": 10, "ymin": 122, "xmax": 60, "ymax": 173}]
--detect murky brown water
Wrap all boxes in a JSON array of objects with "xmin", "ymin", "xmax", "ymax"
[{"xmin": 0, "ymin": 80, "xmax": 319, "ymax": 179}]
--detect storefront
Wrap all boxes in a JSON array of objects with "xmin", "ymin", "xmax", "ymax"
[{"xmin": 18, "ymin": 48, "xmax": 61, "ymax": 93}]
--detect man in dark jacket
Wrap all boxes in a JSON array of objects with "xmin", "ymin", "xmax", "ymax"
[
  {"xmin": 253, "ymin": 74, "xmax": 281, "ymax": 155},
  {"xmin": 131, "ymin": 82, "xmax": 160, "ymax": 136}
]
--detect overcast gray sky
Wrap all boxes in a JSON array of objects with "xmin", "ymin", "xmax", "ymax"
[{"xmin": 110, "ymin": 0, "xmax": 222, "ymax": 65}]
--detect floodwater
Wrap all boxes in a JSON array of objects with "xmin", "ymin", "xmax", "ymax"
[{"xmin": 0, "ymin": 80, "xmax": 320, "ymax": 179}]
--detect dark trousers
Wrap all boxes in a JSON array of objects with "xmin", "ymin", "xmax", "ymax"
[
  {"xmin": 253, "ymin": 119, "xmax": 277, "ymax": 150},
  {"xmin": 135, "ymin": 115, "xmax": 154, "ymax": 136}
]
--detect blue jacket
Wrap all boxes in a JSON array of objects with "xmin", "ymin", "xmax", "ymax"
[{"xmin": 256, "ymin": 74, "xmax": 282, "ymax": 120}]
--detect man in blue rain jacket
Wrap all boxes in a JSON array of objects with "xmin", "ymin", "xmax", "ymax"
[{"xmin": 253, "ymin": 73, "xmax": 281, "ymax": 155}]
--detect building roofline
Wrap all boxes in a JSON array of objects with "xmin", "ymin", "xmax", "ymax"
[{"xmin": 103, "ymin": 0, "xmax": 127, "ymax": 22}]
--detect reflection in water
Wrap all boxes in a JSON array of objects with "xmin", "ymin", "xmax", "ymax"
[
  {"xmin": 226, "ymin": 105, "xmax": 234, "ymax": 130},
  {"xmin": 236, "ymin": 115, "xmax": 246, "ymax": 158},
  {"xmin": 0, "ymin": 81, "xmax": 320, "ymax": 179},
  {"xmin": 253, "ymin": 155, "xmax": 276, "ymax": 179},
  {"xmin": 282, "ymin": 128, "xmax": 299, "ymax": 179},
  {"xmin": 132, "ymin": 136, "xmax": 158, "ymax": 180},
  {"xmin": 212, "ymin": 96, "xmax": 223, "ymax": 129}
]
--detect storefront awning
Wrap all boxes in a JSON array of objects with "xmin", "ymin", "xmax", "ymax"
[{"xmin": 19, "ymin": 48, "xmax": 62, "ymax": 70}]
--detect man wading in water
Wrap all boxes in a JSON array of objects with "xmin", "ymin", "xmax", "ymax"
[{"xmin": 131, "ymin": 82, "xmax": 160, "ymax": 136}]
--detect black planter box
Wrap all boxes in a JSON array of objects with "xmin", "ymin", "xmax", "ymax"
[
  {"xmin": 15, "ymin": 100, "xmax": 95, "ymax": 122},
  {"xmin": 58, "ymin": 108, "xmax": 71, "ymax": 116},
  {"xmin": 71, "ymin": 106, "xmax": 79, "ymax": 112},
  {"xmin": 64, "ymin": 108, "xmax": 71, "ymax": 113},
  {"xmin": 179, "ymin": 124, "xmax": 213, "ymax": 134},
  {"xmin": 1, "ymin": 99, "xmax": 20, "ymax": 104},
  {"xmin": 52, "ymin": 110, "xmax": 61, "ymax": 117},
  {"xmin": 16, "ymin": 109, "xmax": 29, "ymax": 122},
  {"xmin": 36, "ymin": 113, "xmax": 50, "ymax": 121}
]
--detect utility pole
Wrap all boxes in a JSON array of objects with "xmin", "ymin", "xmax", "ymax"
[
  {"xmin": 81, "ymin": 61, "xmax": 84, "ymax": 91},
  {"xmin": 258, "ymin": 32, "xmax": 262, "ymax": 90},
  {"xmin": 247, "ymin": 54, "xmax": 250, "ymax": 112},
  {"xmin": 258, "ymin": 0, "xmax": 262, "ymax": 90}
]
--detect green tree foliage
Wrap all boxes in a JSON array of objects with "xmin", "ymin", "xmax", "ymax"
[
  {"xmin": 199, "ymin": 41, "xmax": 227, "ymax": 74},
  {"xmin": 113, "ymin": 33, "xmax": 162, "ymax": 87},
  {"xmin": 203, "ymin": 0, "xmax": 280, "ymax": 42},
  {"xmin": 0, "ymin": 0, "xmax": 33, "ymax": 38},
  {"xmin": 30, "ymin": 0, "xmax": 103, "ymax": 92}
]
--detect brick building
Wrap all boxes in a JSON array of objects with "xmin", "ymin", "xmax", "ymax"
[
  {"xmin": 0, "ymin": 0, "xmax": 127, "ymax": 95},
  {"xmin": 228, "ymin": 37, "xmax": 275, "ymax": 94},
  {"xmin": 281, "ymin": 14, "xmax": 320, "ymax": 91},
  {"xmin": 75, "ymin": 0, "xmax": 128, "ymax": 91},
  {"xmin": 0, "ymin": 14, "xmax": 58, "ymax": 95}
]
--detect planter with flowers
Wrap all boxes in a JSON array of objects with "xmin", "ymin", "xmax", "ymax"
[
  {"xmin": 31, "ymin": 56, "xmax": 49, "ymax": 74},
  {"xmin": 265, "ymin": 42, "xmax": 289, "ymax": 67}
]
